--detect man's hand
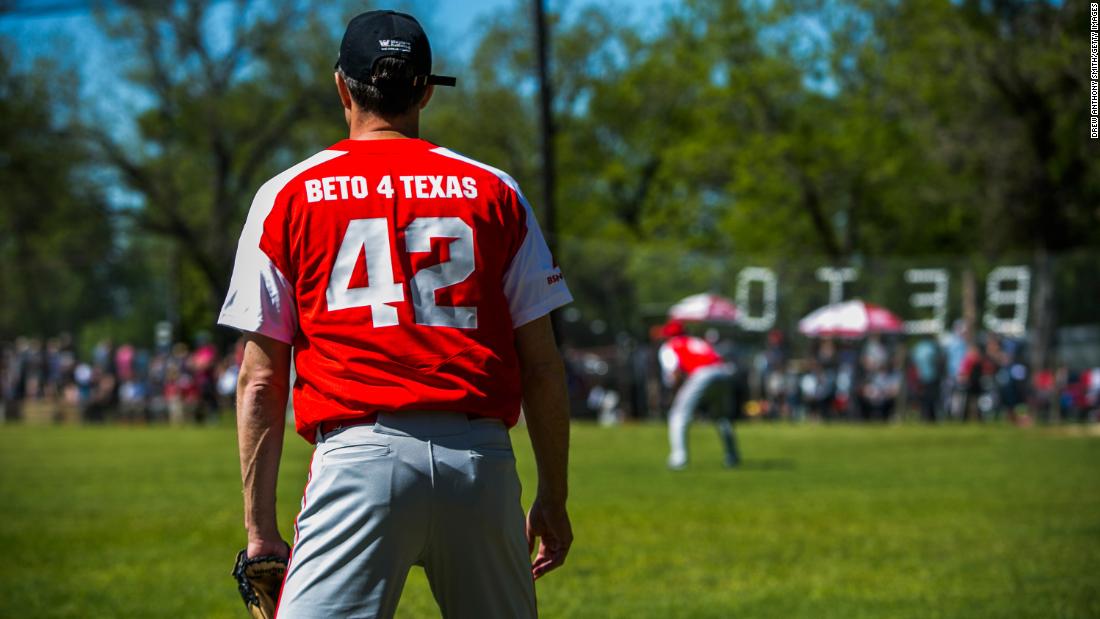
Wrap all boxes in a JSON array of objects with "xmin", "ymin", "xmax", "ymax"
[
  {"xmin": 526, "ymin": 497, "xmax": 572, "ymax": 579},
  {"xmin": 247, "ymin": 534, "xmax": 290, "ymax": 561}
]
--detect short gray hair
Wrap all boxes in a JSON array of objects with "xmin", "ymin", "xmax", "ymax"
[{"xmin": 338, "ymin": 57, "xmax": 427, "ymax": 117}]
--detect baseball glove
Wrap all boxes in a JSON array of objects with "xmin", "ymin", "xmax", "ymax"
[{"xmin": 231, "ymin": 548, "xmax": 288, "ymax": 619}]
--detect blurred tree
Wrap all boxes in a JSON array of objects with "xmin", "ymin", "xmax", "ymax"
[
  {"xmin": 427, "ymin": 0, "xmax": 1097, "ymax": 344},
  {"xmin": 6, "ymin": 0, "xmax": 1092, "ymax": 348},
  {"xmin": 829, "ymin": 0, "xmax": 1099, "ymax": 255},
  {"xmin": 829, "ymin": 0, "xmax": 1099, "ymax": 366},
  {"xmin": 82, "ymin": 0, "xmax": 348, "ymax": 341},
  {"xmin": 423, "ymin": 5, "xmax": 651, "ymax": 335},
  {"xmin": 423, "ymin": 9, "xmax": 541, "ymax": 197},
  {"xmin": 449, "ymin": 0, "xmax": 1099, "ymax": 259},
  {"xmin": 0, "ymin": 46, "xmax": 118, "ymax": 340}
]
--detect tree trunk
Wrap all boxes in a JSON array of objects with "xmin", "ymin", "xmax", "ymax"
[{"xmin": 1028, "ymin": 248, "xmax": 1055, "ymax": 374}]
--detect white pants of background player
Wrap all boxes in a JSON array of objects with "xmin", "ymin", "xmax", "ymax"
[{"xmin": 667, "ymin": 363, "xmax": 738, "ymax": 468}]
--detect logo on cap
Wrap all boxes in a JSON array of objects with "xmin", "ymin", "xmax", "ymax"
[{"xmin": 379, "ymin": 39, "xmax": 412, "ymax": 53}]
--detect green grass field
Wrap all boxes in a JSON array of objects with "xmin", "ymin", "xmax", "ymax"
[{"xmin": 1, "ymin": 421, "xmax": 1098, "ymax": 618}]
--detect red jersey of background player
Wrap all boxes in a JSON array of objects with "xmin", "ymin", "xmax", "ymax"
[
  {"xmin": 218, "ymin": 138, "xmax": 572, "ymax": 441},
  {"xmin": 657, "ymin": 321, "xmax": 724, "ymax": 384},
  {"xmin": 661, "ymin": 336, "xmax": 724, "ymax": 377}
]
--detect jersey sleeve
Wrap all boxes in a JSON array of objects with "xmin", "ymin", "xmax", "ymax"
[
  {"xmin": 218, "ymin": 180, "xmax": 298, "ymax": 344},
  {"xmin": 658, "ymin": 342, "xmax": 679, "ymax": 387},
  {"xmin": 500, "ymin": 185, "xmax": 573, "ymax": 327}
]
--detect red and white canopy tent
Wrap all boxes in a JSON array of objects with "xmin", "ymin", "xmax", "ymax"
[
  {"xmin": 667, "ymin": 293, "xmax": 740, "ymax": 325},
  {"xmin": 798, "ymin": 299, "xmax": 904, "ymax": 338}
]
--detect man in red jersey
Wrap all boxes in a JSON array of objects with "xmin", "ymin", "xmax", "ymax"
[
  {"xmin": 218, "ymin": 11, "xmax": 572, "ymax": 618},
  {"xmin": 659, "ymin": 320, "xmax": 740, "ymax": 470}
]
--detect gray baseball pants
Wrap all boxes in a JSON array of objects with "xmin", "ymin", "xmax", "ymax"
[
  {"xmin": 667, "ymin": 363, "xmax": 738, "ymax": 468},
  {"xmin": 276, "ymin": 411, "xmax": 537, "ymax": 618}
]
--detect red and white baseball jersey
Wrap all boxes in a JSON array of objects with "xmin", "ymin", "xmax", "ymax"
[
  {"xmin": 658, "ymin": 336, "xmax": 724, "ymax": 385},
  {"xmin": 218, "ymin": 138, "xmax": 572, "ymax": 441}
]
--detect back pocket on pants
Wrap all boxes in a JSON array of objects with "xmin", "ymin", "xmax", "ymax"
[{"xmin": 322, "ymin": 443, "xmax": 391, "ymax": 465}]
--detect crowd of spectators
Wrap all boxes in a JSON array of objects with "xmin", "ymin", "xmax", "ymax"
[
  {"xmin": 4, "ymin": 322, "xmax": 1100, "ymax": 426},
  {"xmin": 0, "ymin": 334, "xmax": 243, "ymax": 424},
  {"xmin": 561, "ymin": 320, "xmax": 1100, "ymax": 425},
  {"xmin": 754, "ymin": 321, "xmax": 1100, "ymax": 424}
]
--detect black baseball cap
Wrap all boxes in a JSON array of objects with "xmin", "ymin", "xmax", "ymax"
[{"xmin": 335, "ymin": 10, "xmax": 456, "ymax": 87}]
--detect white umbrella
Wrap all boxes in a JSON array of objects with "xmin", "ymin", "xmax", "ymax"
[
  {"xmin": 798, "ymin": 299, "xmax": 904, "ymax": 338},
  {"xmin": 668, "ymin": 293, "xmax": 740, "ymax": 324}
]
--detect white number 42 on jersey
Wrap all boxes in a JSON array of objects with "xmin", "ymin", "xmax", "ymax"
[{"xmin": 326, "ymin": 217, "xmax": 477, "ymax": 329}]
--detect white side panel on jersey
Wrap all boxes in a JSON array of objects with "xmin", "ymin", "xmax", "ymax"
[
  {"xmin": 429, "ymin": 147, "xmax": 573, "ymax": 327},
  {"xmin": 658, "ymin": 342, "xmax": 679, "ymax": 387},
  {"xmin": 218, "ymin": 149, "xmax": 348, "ymax": 343}
]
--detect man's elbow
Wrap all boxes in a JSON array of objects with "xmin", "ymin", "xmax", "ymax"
[
  {"xmin": 240, "ymin": 379, "xmax": 285, "ymax": 402},
  {"xmin": 237, "ymin": 333, "xmax": 292, "ymax": 401},
  {"xmin": 238, "ymin": 368, "xmax": 289, "ymax": 402}
]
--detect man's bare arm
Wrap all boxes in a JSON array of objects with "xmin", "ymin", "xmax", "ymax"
[
  {"xmin": 515, "ymin": 315, "xmax": 572, "ymax": 579},
  {"xmin": 237, "ymin": 332, "xmax": 292, "ymax": 559}
]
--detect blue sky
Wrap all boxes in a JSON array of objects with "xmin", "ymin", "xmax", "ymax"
[
  {"xmin": 0, "ymin": 0, "xmax": 663, "ymax": 147},
  {"xmin": 1, "ymin": 0, "xmax": 674, "ymax": 68},
  {"xmin": 0, "ymin": 0, "xmax": 674, "ymax": 126}
]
